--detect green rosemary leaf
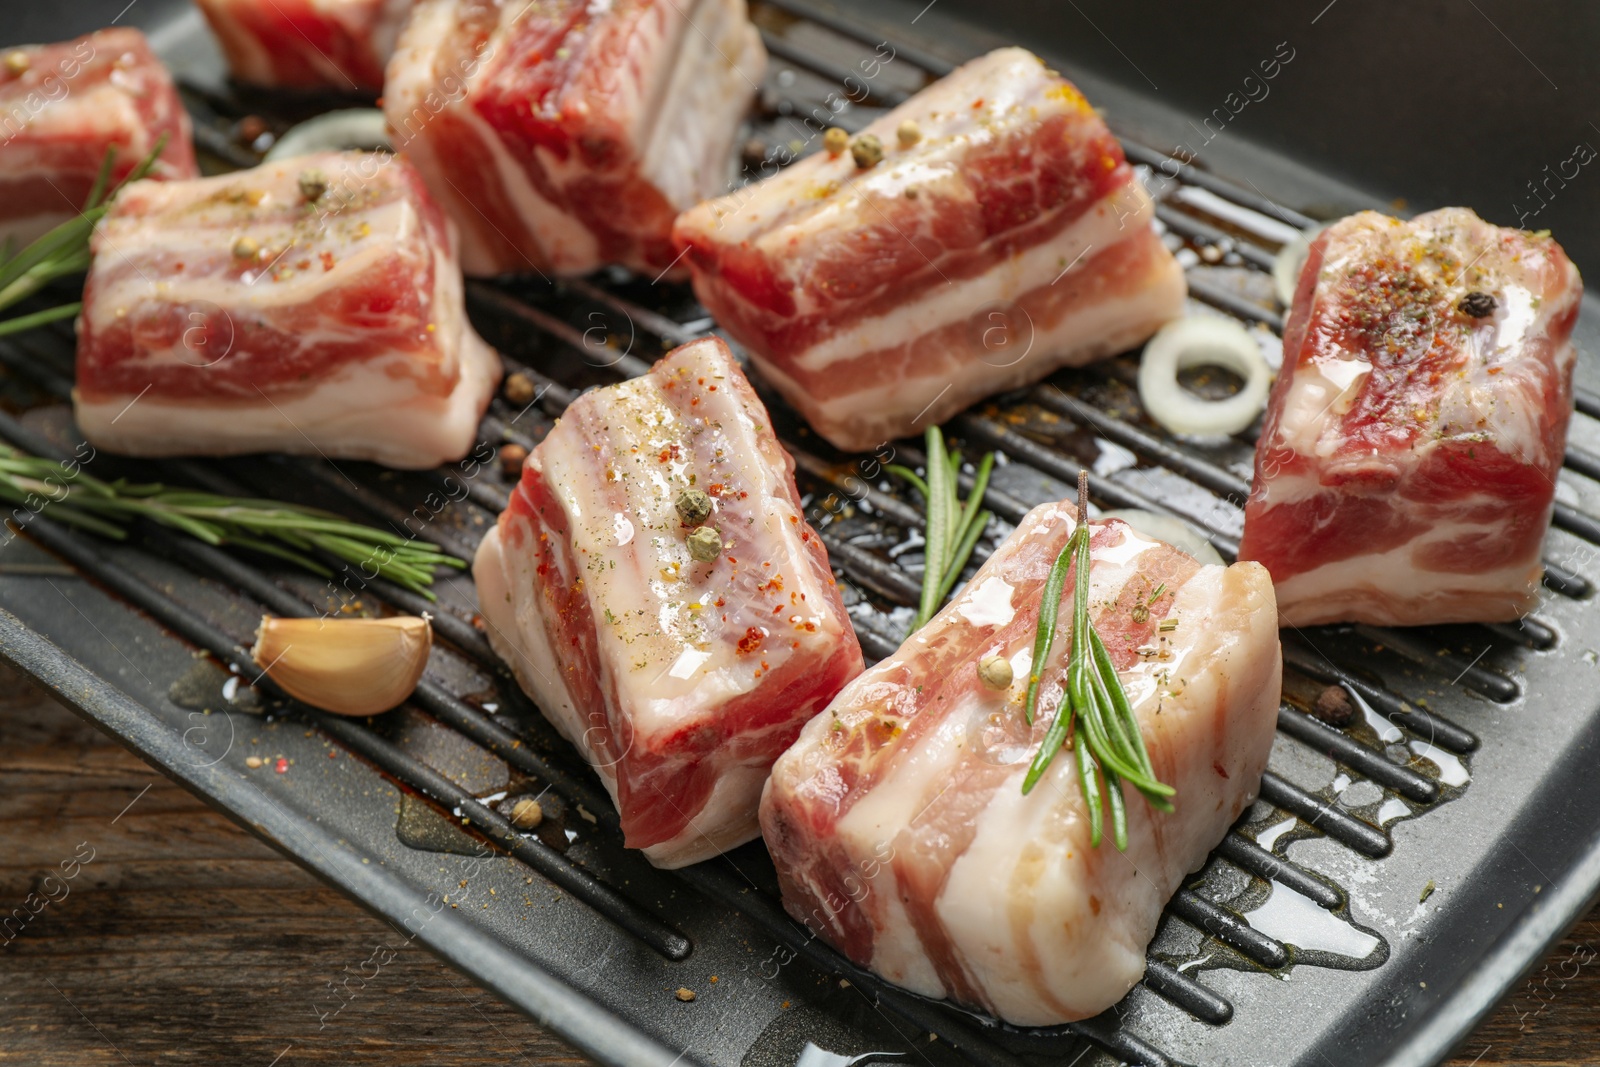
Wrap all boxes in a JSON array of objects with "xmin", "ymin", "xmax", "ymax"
[
  {"xmin": 882, "ymin": 464, "xmax": 928, "ymax": 499},
  {"xmin": 888, "ymin": 427, "xmax": 997, "ymax": 632},
  {"xmin": 1019, "ymin": 470, "xmax": 1176, "ymax": 845},
  {"xmin": 1075, "ymin": 731, "xmax": 1103, "ymax": 848},
  {"xmin": 937, "ymin": 508, "xmax": 991, "ymax": 603},
  {"xmin": 1103, "ymin": 765, "xmax": 1128, "ymax": 851},
  {"xmin": 1022, "ymin": 524, "xmax": 1077, "ymax": 727},
  {"xmin": 919, "ymin": 425, "xmax": 951, "ymax": 630},
  {"xmin": 0, "ymin": 301, "xmax": 81, "ymax": 338}
]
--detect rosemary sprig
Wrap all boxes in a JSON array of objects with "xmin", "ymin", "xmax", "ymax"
[
  {"xmin": 1021, "ymin": 471, "xmax": 1175, "ymax": 850},
  {"xmin": 0, "ymin": 445, "xmax": 463, "ymax": 597},
  {"xmin": 0, "ymin": 138, "xmax": 167, "ymax": 337},
  {"xmin": 887, "ymin": 425, "xmax": 995, "ymax": 630}
]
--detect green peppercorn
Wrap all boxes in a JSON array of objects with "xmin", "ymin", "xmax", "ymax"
[
  {"xmin": 675, "ymin": 488, "xmax": 713, "ymax": 526},
  {"xmin": 686, "ymin": 526, "xmax": 722, "ymax": 563},
  {"xmin": 298, "ymin": 168, "xmax": 329, "ymax": 202},
  {"xmin": 977, "ymin": 655, "xmax": 1013, "ymax": 690},
  {"xmin": 850, "ymin": 134, "xmax": 883, "ymax": 169}
]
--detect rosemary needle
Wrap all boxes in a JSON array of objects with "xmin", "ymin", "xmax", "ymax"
[
  {"xmin": 0, "ymin": 138, "xmax": 167, "ymax": 337},
  {"xmin": 0, "ymin": 446, "xmax": 463, "ymax": 597},
  {"xmin": 886, "ymin": 424, "xmax": 995, "ymax": 631},
  {"xmin": 1021, "ymin": 470, "xmax": 1175, "ymax": 850}
]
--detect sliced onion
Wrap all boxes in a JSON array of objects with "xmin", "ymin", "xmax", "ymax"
[
  {"xmin": 1102, "ymin": 509, "xmax": 1225, "ymax": 567},
  {"xmin": 1272, "ymin": 223, "xmax": 1327, "ymax": 307},
  {"xmin": 264, "ymin": 109, "xmax": 391, "ymax": 162},
  {"xmin": 1137, "ymin": 316, "xmax": 1272, "ymax": 437}
]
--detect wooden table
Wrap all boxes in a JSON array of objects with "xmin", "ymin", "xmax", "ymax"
[{"xmin": 0, "ymin": 669, "xmax": 1591, "ymax": 1066}]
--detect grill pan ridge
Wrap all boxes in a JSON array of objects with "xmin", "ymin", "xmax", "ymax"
[{"xmin": 3, "ymin": 4, "xmax": 1600, "ymax": 1067}]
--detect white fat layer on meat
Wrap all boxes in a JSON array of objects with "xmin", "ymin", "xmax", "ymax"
[
  {"xmin": 939, "ymin": 564, "xmax": 1281, "ymax": 1023},
  {"xmin": 536, "ymin": 339, "xmax": 840, "ymax": 740},
  {"xmin": 77, "ymin": 302, "xmax": 500, "ymax": 468},
  {"xmin": 685, "ymin": 47, "xmax": 1064, "ymax": 273},
  {"xmin": 4, "ymin": 83, "xmax": 145, "ymax": 148},
  {"xmin": 794, "ymin": 182, "xmax": 1154, "ymax": 373},
  {"xmin": 753, "ymin": 234, "xmax": 1184, "ymax": 451},
  {"xmin": 634, "ymin": 0, "xmax": 765, "ymax": 210},
  {"xmin": 85, "ymin": 192, "xmax": 428, "ymax": 355},
  {"xmin": 1273, "ymin": 527, "xmax": 1543, "ymax": 627},
  {"xmin": 384, "ymin": 0, "xmax": 599, "ymax": 275},
  {"xmin": 474, "ymin": 523, "xmax": 602, "ymax": 787},
  {"xmin": 836, "ymin": 694, "xmax": 969, "ymax": 997}
]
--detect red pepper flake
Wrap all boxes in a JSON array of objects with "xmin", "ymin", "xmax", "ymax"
[
  {"xmin": 697, "ymin": 377, "xmax": 705, "ymax": 385},
  {"xmin": 971, "ymin": 97, "xmax": 984, "ymax": 109},
  {"xmin": 762, "ymin": 575, "xmax": 784, "ymax": 592},
  {"xmin": 772, "ymin": 604, "xmax": 783, "ymax": 614},
  {"xmin": 737, "ymin": 627, "xmax": 765, "ymax": 655},
  {"xmin": 708, "ymin": 384, "xmax": 718, "ymax": 392},
  {"xmin": 328, "ymin": 750, "xmax": 339, "ymax": 759},
  {"xmin": 708, "ymin": 483, "xmax": 725, "ymax": 496},
  {"xmin": 274, "ymin": 757, "xmax": 289, "ymax": 774},
  {"xmin": 714, "ymin": 597, "xmax": 726, "ymax": 607},
  {"xmin": 319, "ymin": 250, "xmax": 336, "ymax": 272}
]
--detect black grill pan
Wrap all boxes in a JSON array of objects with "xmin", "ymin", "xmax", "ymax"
[{"xmin": 3, "ymin": 3, "xmax": 1600, "ymax": 1066}]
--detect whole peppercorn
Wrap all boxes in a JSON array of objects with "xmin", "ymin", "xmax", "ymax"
[
  {"xmin": 822, "ymin": 126, "xmax": 849, "ymax": 156},
  {"xmin": 298, "ymin": 168, "xmax": 329, "ymax": 202},
  {"xmin": 850, "ymin": 133, "xmax": 884, "ymax": 169},
  {"xmin": 1457, "ymin": 291, "xmax": 1497, "ymax": 318},
  {"xmin": 232, "ymin": 235, "xmax": 261, "ymax": 261},
  {"xmin": 504, "ymin": 372, "xmax": 536, "ymax": 406},
  {"xmin": 977, "ymin": 655, "xmax": 1013, "ymax": 690},
  {"xmin": 686, "ymin": 526, "xmax": 723, "ymax": 563},
  {"xmin": 896, "ymin": 120, "xmax": 922, "ymax": 148},
  {"xmin": 1311, "ymin": 684, "xmax": 1355, "ymax": 726},
  {"xmin": 675, "ymin": 488, "xmax": 713, "ymax": 526},
  {"xmin": 508, "ymin": 796, "xmax": 543, "ymax": 829},
  {"xmin": 499, "ymin": 443, "xmax": 528, "ymax": 479}
]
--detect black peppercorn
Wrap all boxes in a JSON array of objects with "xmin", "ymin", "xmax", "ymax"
[{"xmin": 1457, "ymin": 291, "xmax": 1497, "ymax": 318}]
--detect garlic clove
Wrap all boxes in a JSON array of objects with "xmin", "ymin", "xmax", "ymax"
[{"xmin": 251, "ymin": 614, "xmax": 431, "ymax": 716}]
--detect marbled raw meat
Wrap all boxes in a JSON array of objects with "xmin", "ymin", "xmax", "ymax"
[
  {"xmin": 194, "ymin": 0, "xmax": 415, "ymax": 90},
  {"xmin": 384, "ymin": 0, "xmax": 764, "ymax": 277},
  {"xmin": 474, "ymin": 337, "xmax": 863, "ymax": 868},
  {"xmin": 0, "ymin": 28, "xmax": 196, "ymax": 249},
  {"xmin": 76, "ymin": 150, "xmax": 500, "ymax": 469},
  {"xmin": 673, "ymin": 47, "xmax": 1186, "ymax": 452},
  {"xmin": 761, "ymin": 503, "xmax": 1279, "ymax": 1023},
  {"xmin": 1238, "ymin": 208, "xmax": 1582, "ymax": 626}
]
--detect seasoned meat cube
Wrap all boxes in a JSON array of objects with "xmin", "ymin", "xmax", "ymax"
[
  {"xmin": 762, "ymin": 504, "xmax": 1280, "ymax": 1023},
  {"xmin": 76, "ymin": 151, "xmax": 500, "ymax": 469},
  {"xmin": 474, "ymin": 337, "xmax": 863, "ymax": 868},
  {"xmin": 1238, "ymin": 208, "xmax": 1582, "ymax": 626},
  {"xmin": 674, "ymin": 47, "xmax": 1185, "ymax": 452}
]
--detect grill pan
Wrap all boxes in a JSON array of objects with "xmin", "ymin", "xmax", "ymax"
[{"xmin": 4, "ymin": 3, "xmax": 1600, "ymax": 1066}]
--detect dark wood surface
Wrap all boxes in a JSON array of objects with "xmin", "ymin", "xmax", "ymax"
[{"xmin": 0, "ymin": 668, "xmax": 1593, "ymax": 1067}]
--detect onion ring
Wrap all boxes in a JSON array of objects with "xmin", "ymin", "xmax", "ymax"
[
  {"xmin": 1137, "ymin": 316, "xmax": 1272, "ymax": 437},
  {"xmin": 264, "ymin": 109, "xmax": 391, "ymax": 162}
]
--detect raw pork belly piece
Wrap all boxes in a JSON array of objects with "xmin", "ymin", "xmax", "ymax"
[
  {"xmin": 76, "ymin": 151, "xmax": 501, "ymax": 469},
  {"xmin": 384, "ymin": 0, "xmax": 765, "ymax": 278},
  {"xmin": 194, "ymin": 0, "xmax": 414, "ymax": 91},
  {"xmin": 760, "ymin": 503, "xmax": 1280, "ymax": 1024},
  {"xmin": 474, "ymin": 337, "xmax": 863, "ymax": 868},
  {"xmin": 1237, "ymin": 208, "xmax": 1582, "ymax": 627},
  {"xmin": 673, "ymin": 47, "xmax": 1186, "ymax": 453},
  {"xmin": 0, "ymin": 28, "xmax": 197, "ymax": 249}
]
